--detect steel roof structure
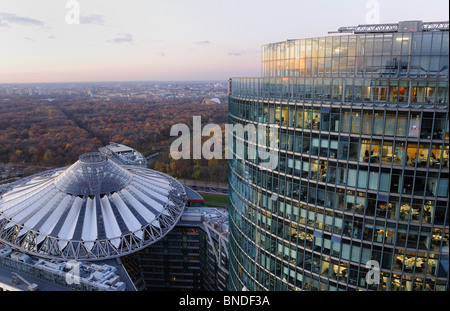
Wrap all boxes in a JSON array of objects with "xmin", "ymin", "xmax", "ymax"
[
  {"xmin": 0, "ymin": 153, "xmax": 187, "ymax": 261},
  {"xmin": 333, "ymin": 21, "xmax": 449, "ymax": 34}
]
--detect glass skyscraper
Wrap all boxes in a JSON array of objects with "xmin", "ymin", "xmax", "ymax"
[{"xmin": 228, "ymin": 21, "xmax": 449, "ymax": 291}]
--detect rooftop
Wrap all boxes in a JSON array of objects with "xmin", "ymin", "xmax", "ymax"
[
  {"xmin": 0, "ymin": 152, "xmax": 187, "ymax": 261},
  {"xmin": 333, "ymin": 20, "xmax": 449, "ymax": 34},
  {"xmin": 178, "ymin": 207, "xmax": 229, "ymax": 238},
  {"xmin": 99, "ymin": 143, "xmax": 147, "ymax": 168},
  {"xmin": 0, "ymin": 243, "xmax": 133, "ymax": 291}
]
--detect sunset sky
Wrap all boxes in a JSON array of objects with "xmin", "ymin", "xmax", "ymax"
[{"xmin": 1, "ymin": 0, "xmax": 448, "ymax": 83}]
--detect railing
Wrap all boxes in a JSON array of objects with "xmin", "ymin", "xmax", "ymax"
[{"xmin": 229, "ymin": 77, "xmax": 449, "ymax": 109}]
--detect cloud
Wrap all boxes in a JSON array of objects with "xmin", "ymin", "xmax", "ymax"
[
  {"xmin": 106, "ymin": 33, "xmax": 134, "ymax": 44},
  {"xmin": 193, "ymin": 40, "xmax": 211, "ymax": 45},
  {"xmin": 80, "ymin": 14, "xmax": 105, "ymax": 25},
  {"xmin": 0, "ymin": 12, "xmax": 44, "ymax": 28},
  {"xmin": 228, "ymin": 51, "xmax": 246, "ymax": 56}
]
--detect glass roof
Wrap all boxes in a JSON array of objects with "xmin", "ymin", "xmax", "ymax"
[
  {"xmin": 54, "ymin": 153, "xmax": 133, "ymax": 196},
  {"xmin": 0, "ymin": 153, "xmax": 187, "ymax": 261}
]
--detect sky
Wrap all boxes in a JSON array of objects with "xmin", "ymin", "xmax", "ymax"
[{"xmin": 0, "ymin": 0, "xmax": 448, "ymax": 84}]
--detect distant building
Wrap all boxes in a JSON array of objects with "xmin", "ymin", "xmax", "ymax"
[{"xmin": 202, "ymin": 98, "xmax": 221, "ymax": 104}]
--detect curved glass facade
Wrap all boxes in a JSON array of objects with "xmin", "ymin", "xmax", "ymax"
[{"xmin": 228, "ymin": 22, "xmax": 449, "ymax": 291}]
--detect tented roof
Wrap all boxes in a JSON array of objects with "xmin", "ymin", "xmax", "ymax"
[{"xmin": 0, "ymin": 153, "xmax": 186, "ymax": 261}]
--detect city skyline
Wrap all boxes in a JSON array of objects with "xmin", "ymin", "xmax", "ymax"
[{"xmin": 1, "ymin": 0, "xmax": 448, "ymax": 84}]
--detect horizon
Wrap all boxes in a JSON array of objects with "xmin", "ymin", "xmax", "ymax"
[
  {"xmin": 0, "ymin": 79, "xmax": 228, "ymax": 86},
  {"xmin": 1, "ymin": 0, "xmax": 448, "ymax": 84}
]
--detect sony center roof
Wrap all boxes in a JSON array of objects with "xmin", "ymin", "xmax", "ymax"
[{"xmin": 0, "ymin": 153, "xmax": 186, "ymax": 261}]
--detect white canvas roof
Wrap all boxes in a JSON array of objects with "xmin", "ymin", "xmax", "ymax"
[{"xmin": 0, "ymin": 153, "xmax": 186, "ymax": 261}]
